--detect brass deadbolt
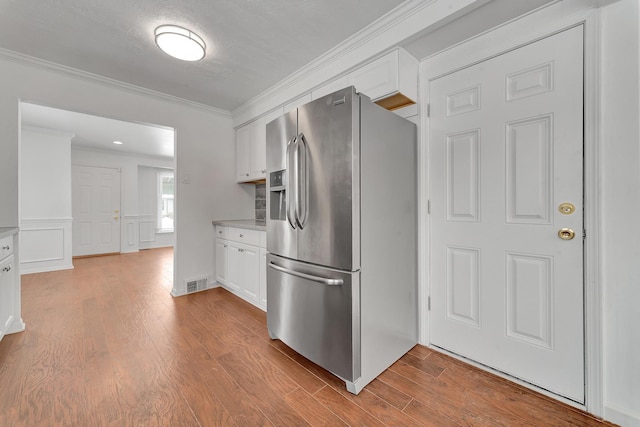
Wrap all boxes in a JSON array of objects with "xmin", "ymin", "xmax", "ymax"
[{"xmin": 558, "ymin": 203, "xmax": 575, "ymax": 215}]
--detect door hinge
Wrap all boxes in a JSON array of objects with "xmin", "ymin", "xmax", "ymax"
[
  {"xmin": 427, "ymin": 200, "xmax": 431, "ymax": 214},
  {"xmin": 427, "ymin": 296, "xmax": 431, "ymax": 311},
  {"xmin": 426, "ymin": 103, "xmax": 430, "ymax": 117},
  {"xmin": 583, "ymin": 229, "xmax": 587, "ymax": 240}
]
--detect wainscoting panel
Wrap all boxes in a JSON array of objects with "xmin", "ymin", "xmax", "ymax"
[{"xmin": 20, "ymin": 218, "xmax": 73, "ymax": 274}]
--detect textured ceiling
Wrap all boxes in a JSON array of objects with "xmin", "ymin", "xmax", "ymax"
[{"xmin": 0, "ymin": 0, "xmax": 405, "ymax": 111}]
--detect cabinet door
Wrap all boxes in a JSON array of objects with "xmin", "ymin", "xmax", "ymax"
[
  {"xmin": 348, "ymin": 50, "xmax": 398, "ymax": 101},
  {"xmin": 0, "ymin": 254, "xmax": 15, "ymax": 337},
  {"xmin": 226, "ymin": 243, "xmax": 241, "ymax": 292},
  {"xmin": 239, "ymin": 244, "xmax": 259, "ymax": 304},
  {"xmin": 251, "ymin": 110, "xmax": 282, "ymax": 180},
  {"xmin": 259, "ymin": 247, "xmax": 267, "ymax": 309},
  {"xmin": 215, "ymin": 238, "xmax": 228, "ymax": 284},
  {"xmin": 250, "ymin": 118, "xmax": 267, "ymax": 180},
  {"xmin": 236, "ymin": 125, "xmax": 252, "ymax": 182}
]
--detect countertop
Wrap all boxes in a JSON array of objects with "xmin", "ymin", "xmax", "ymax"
[
  {"xmin": 212, "ymin": 219, "xmax": 266, "ymax": 231},
  {"xmin": 0, "ymin": 227, "xmax": 18, "ymax": 240}
]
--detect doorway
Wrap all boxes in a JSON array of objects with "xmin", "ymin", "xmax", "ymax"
[
  {"xmin": 19, "ymin": 102, "xmax": 176, "ymax": 273},
  {"xmin": 428, "ymin": 26, "xmax": 585, "ymax": 402}
]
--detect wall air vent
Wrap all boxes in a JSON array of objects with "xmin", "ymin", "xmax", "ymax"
[{"xmin": 185, "ymin": 277, "xmax": 208, "ymax": 293}]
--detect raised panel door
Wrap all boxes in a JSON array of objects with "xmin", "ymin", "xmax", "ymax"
[
  {"xmin": 226, "ymin": 243, "xmax": 241, "ymax": 292},
  {"xmin": 429, "ymin": 26, "xmax": 584, "ymax": 402},
  {"xmin": 239, "ymin": 244, "xmax": 259, "ymax": 304},
  {"xmin": 236, "ymin": 124, "xmax": 251, "ymax": 182},
  {"xmin": 215, "ymin": 238, "xmax": 228, "ymax": 284},
  {"xmin": 259, "ymin": 247, "xmax": 267, "ymax": 309}
]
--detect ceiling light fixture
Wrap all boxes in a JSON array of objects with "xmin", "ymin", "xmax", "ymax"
[
  {"xmin": 154, "ymin": 25, "xmax": 206, "ymax": 61},
  {"xmin": 113, "ymin": 140, "xmax": 123, "ymax": 145}
]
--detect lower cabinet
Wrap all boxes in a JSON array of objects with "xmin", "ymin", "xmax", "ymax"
[
  {"xmin": 0, "ymin": 234, "xmax": 16, "ymax": 341},
  {"xmin": 215, "ymin": 226, "xmax": 267, "ymax": 311}
]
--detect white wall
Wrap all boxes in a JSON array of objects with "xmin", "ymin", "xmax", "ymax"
[
  {"xmin": 19, "ymin": 126, "xmax": 73, "ymax": 273},
  {"xmin": 0, "ymin": 54, "xmax": 255, "ymax": 295},
  {"xmin": 601, "ymin": 0, "xmax": 640, "ymax": 425}
]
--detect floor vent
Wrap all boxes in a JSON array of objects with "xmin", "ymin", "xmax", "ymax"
[{"xmin": 186, "ymin": 277, "xmax": 208, "ymax": 293}]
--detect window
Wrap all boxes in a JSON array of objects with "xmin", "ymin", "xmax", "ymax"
[{"xmin": 157, "ymin": 171, "xmax": 174, "ymax": 232}]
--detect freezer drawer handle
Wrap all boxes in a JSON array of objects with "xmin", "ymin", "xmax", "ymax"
[{"xmin": 268, "ymin": 262, "xmax": 343, "ymax": 286}]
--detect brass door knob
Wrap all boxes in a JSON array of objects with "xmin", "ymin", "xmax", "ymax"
[
  {"xmin": 558, "ymin": 228, "xmax": 575, "ymax": 240},
  {"xmin": 114, "ymin": 216, "xmax": 119, "ymax": 220}
]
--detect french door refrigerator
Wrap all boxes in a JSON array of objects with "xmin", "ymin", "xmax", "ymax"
[{"xmin": 266, "ymin": 86, "xmax": 417, "ymax": 394}]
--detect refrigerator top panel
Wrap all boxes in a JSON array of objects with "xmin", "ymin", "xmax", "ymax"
[{"xmin": 296, "ymin": 86, "xmax": 360, "ymax": 271}]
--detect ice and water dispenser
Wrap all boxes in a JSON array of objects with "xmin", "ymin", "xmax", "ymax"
[{"xmin": 269, "ymin": 170, "xmax": 287, "ymax": 221}]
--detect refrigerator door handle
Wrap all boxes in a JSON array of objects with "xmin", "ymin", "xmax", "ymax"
[
  {"xmin": 296, "ymin": 133, "xmax": 308, "ymax": 229},
  {"xmin": 286, "ymin": 135, "xmax": 298, "ymax": 229},
  {"xmin": 268, "ymin": 262, "xmax": 344, "ymax": 286}
]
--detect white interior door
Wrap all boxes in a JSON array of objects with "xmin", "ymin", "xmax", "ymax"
[
  {"xmin": 429, "ymin": 26, "xmax": 584, "ymax": 402},
  {"xmin": 72, "ymin": 165, "xmax": 121, "ymax": 256}
]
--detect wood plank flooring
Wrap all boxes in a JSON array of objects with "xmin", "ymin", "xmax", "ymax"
[{"xmin": 0, "ymin": 248, "xmax": 616, "ymax": 426}]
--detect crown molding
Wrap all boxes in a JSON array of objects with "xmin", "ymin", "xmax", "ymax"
[
  {"xmin": 232, "ymin": 0, "xmax": 490, "ymax": 126},
  {"xmin": 0, "ymin": 47, "xmax": 231, "ymax": 118}
]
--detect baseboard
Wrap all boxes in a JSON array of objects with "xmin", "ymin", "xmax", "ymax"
[
  {"xmin": 605, "ymin": 405, "xmax": 640, "ymax": 427},
  {"xmin": 6, "ymin": 318, "xmax": 26, "ymax": 334}
]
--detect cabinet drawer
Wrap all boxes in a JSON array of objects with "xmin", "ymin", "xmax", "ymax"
[
  {"xmin": 0, "ymin": 236, "xmax": 13, "ymax": 260},
  {"xmin": 215, "ymin": 226, "xmax": 228, "ymax": 239},
  {"xmin": 227, "ymin": 227, "xmax": 261, "ymax": 246}
]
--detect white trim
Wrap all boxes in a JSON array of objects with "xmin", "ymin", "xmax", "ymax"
[
  {"xmin": 419, "ymin": 2, "xmax": 603, "ymax": 417},
  {"xmin": 20, "ymin": 264, "xmax": 73, "ymax": 274},
  {"xmin": 0, "ymin": 47, "xmax": 230, "ymax": 118},
  {"xmin": 232, "ymin": 0, "xmax": 492, "ymax": 126},
  {"xmin": 20, "ymin": 217, "xmax": 73, "ymax": 223},
  {"xmin": 604, "ymin": 405, "xmax": 640, "ymax": 427}
]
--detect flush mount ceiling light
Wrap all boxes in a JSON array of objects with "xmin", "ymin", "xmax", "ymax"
[{"xmin": 155, "ymin": 25, "xmax": 206, "ymax": 61}]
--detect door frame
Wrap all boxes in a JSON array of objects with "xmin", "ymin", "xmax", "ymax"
[{"xmin": 418, "ymin": 5, "xmax": 602, "ymax": 416}]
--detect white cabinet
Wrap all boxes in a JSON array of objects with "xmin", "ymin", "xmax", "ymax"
[
  {"xmin": 214, "ymin": 225, "xmax": 267, "ymax": 310},
  {"xmin": 259, "ymin": 247, "xmax": 267, "ymax": 308},
  {"xmin": 347, "ymin": 48, "xmax": 418, "ymax": 111},
  {"xmin": 0, "ymin": 234, "xmax": 16, "ymax": 340},
  {"xmin": 215, "ymin": 238, "xmax": 228, "ymax": 284},
  {"xmin": 236, "ymin": 108, "xmax": 283, "ymax": 183},
  {"xmin": 235, "ymin": 124, "xmax": 252, "ymax": 182}
]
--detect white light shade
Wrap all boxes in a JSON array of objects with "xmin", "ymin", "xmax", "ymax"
[{"xmin": 155, "ymin": 25, "xmax": 206, "ymax": 61}]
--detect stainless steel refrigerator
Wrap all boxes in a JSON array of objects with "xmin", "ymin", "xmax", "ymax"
[{"xmin": 266, "ymin": 86, "xmax": 417, "ymax": 394}]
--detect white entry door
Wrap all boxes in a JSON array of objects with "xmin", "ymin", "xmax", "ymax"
[
  {"xmin": 72, "ymin": 165, "xmax": 121, "ymax": 256},
  {"xmin": 429, "ymin": 26, "xmax": 584, "ymax": 402}
]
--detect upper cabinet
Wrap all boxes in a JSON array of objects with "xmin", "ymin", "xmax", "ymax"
[
  {"xmin": 348, "ymin": 48, "xmax": 418, "ymax": 111},
  {"xmin": 236, "ymin": 108, "xmax": 282, "ymax": 183},
  {"xmin": 235, "ymin": 47, "xmax": 418, "ymax": 183}
]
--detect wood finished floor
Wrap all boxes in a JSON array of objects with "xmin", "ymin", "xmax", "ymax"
[{"xmin": 0, "ymin": 248, "xmax": 615, "ymax": 426}]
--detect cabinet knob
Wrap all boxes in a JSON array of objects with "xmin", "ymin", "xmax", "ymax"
[
  {"xmin": 245, "ymin": 173, "xmax": 249, "ymax": 177},
  {"xmin": 239, "ymin": 234, "xmax": 244, "ymax": 238},
  {"xmin": 261, "ymin": 169, "xmax": 266, "ymax": 173},
  {"xmin": 1, "ymin": 245, "xmax": 9, "ymax": 250},
  {"xmin": 223, "ymin": 245, "xmax": 227, "ymax": 248}
]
